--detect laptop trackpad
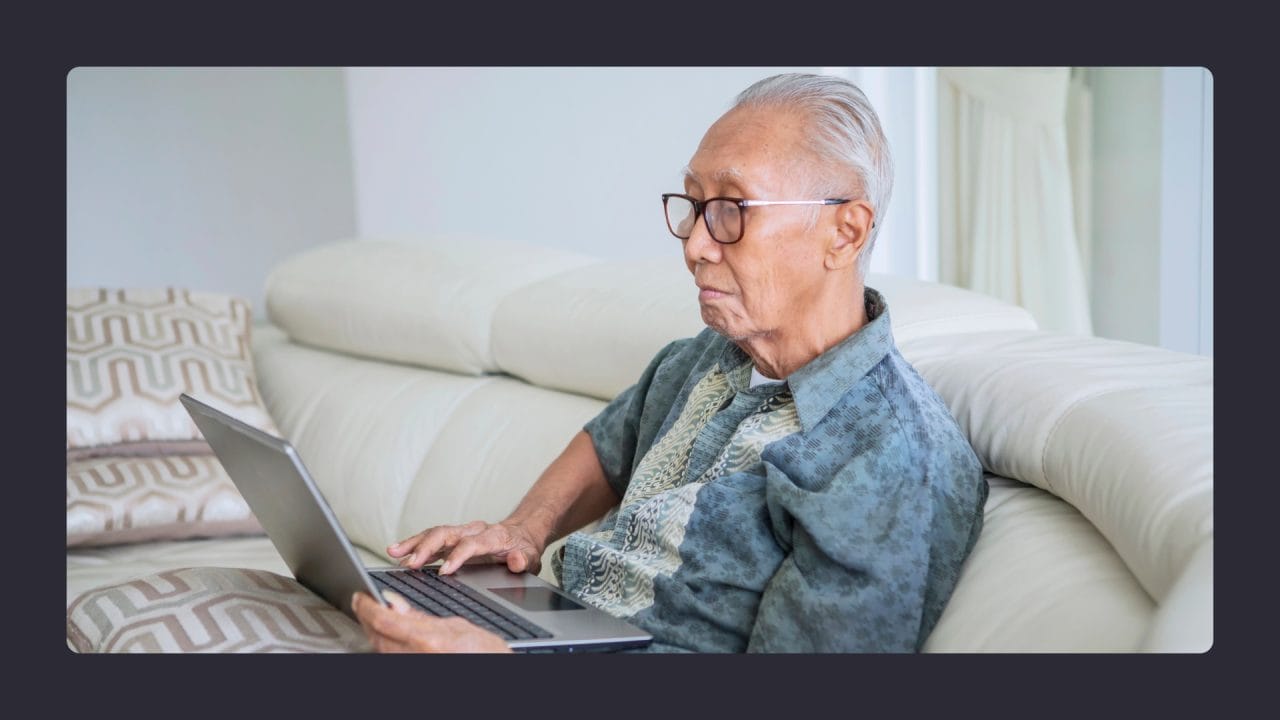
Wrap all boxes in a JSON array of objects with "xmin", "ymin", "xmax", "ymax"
[{"xmin": 487, "ymin": 586, "xmax": 586, "ymax": 612}]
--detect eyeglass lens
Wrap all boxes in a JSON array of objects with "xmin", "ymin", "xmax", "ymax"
[
  {"xmin": 666, "ymin": 195, "xmax": 696, "ymax": 238},
  {"xmin": 665, "ymin": 196, "xmax": 741, "ymax": 243},
  {"xmin": 704, "ymin": 200, "xmax": 741, "ymax": 243}
]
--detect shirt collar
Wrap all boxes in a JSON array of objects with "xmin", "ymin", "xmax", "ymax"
[{"xmin": 714, "ymin": 287, "xmax": 895, "ymax": 432}]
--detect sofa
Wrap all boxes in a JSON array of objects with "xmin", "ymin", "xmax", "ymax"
[{"xmin": 65, "ymin": 238, "xmax": 1213, "ymax": 652}]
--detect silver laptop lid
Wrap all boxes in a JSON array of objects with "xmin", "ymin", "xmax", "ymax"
[{"xmin": 179, "ymin": 393, "xmax": 387, "ymax": 618}]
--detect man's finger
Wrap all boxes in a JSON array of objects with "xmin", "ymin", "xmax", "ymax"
[
  {"xmin": 396, "ymin": 537, "xmax": 438, "ymax": 568},
  {"xmin": 440, "ymin": 536, "xmax": 487, "ymax": 574},
  {"xmin": 365, "ymin": 613, "xmax": 420, "ymax": 653},
  {"xmin": 369, "ymin": 602, "xmax": 457, "ymax": 650},
  {"xmin": 378, "ymin": 638, "xmax": 415, "ymax": 653},
  {"xmin": 393, "ymin": 527, "xmax": 449, "ymax": 565},
  {"xmin": 404, "ymin": 526, "xmax": 467, "ymax": 568},
  {"xmin": 506, "ymin": 551, "xmax": 528, "ymax": 573},
  {"xmin": 352, "ymin": 593, "xmax": 418, "ymax": 652},
  {"xmin": 381, "ymin": 589, "xmax": 412, "ymax": 613},
  {"xmin": 387, "ymin": 531, "xmax": 427, "ymax": 558},
  {"xmin": 367, "ymin": 626, "xmax": 412, "ymax": 654},
  {"xmin": 352, "ymin": 591, "xmax": 375, "ymax": 617},
  {"xmin": 365, "ymin": 601, "xmax": 413, "ymax": 639},
  {"xmin": 390, "ymin": 537, "xmax": 422, "ymax": 563}
]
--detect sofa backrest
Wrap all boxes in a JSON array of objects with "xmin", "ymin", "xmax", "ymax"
[
  {"xmin": 264, "ymin": 237, "xmax": 599, "ymax": 376},
  {"xmin": 266, "ymin": 240, "xmax": 1041, "ymax": 399}
]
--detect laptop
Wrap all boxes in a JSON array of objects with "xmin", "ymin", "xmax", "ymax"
[{"xmin": 180, "ymin": 393, "xmax": 652, "ymax": 653}]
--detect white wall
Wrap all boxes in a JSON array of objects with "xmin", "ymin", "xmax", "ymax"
[
  {"xmin": 345, "ymin": 67, "xmax": 827, "ymax": 263},
  {"xmin": 67, "ymin": 68, "xmax": 357, "ymax": 318}
]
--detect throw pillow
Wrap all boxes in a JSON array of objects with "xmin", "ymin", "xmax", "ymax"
[
  {"xmin": 66, "ymin": 288, "xmax": 279, "ymax": 460},
  {"xmin": 66, "ymin": 567, "xmax": 370, "ymax": 653},
  {"xmin": 67, "ymin": 455, "xmax": 263, "ymax": 547}
]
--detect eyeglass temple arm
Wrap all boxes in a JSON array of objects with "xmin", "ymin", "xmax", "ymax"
[
  {"xmin": 736, "ymin": 198, "xmax": 874, "ymax": 227},
  {"xmin": 736, "ymin": 198, "xmax": 850, "ymax": 206}
]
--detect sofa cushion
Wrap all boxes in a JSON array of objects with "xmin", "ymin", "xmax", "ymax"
[
  {"xmin": 1140, "ymin": 539, "xmax": 1212, "ymax": 651},
  {"xmin": 904, "ymin": 330, "xmax": 1213, "ymax": 608},
  {"xmin": 264, "ymin": 239, "xmax": 597, "ymax": 376},
  {"xmin": 492, "ymin": 257, "xmax": 1039, "ymax": 401},
  {"xmin": 67, "ymin": 455, "xmax": 262, "ymax": 548},
  {"xmin": 925, "ymin": 475, "xmax": 1153, "ymax": 651},
  {"xmin": 67, "ymin": 567, "xmax": 368, "ymax": 653},
  {"xmin": 66, "ymin": 288, "xmax": 279, "ymax": 460}
]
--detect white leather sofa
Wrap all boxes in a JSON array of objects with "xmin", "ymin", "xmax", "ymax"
[{"xmin": 65, "ymin": 239, "xmax": 1213, "ymax": 652}]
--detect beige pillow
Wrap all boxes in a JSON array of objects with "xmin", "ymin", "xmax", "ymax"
[
  {"xmin": 66, "ymin": 567, "xmax": 370, "ymax": 653},
  {"xmin": 67, "ymin": 455, "xmax": 263, "ymax": 547},
  {"xmin": 66, "ymin": 288, "xmax": 279, "ymax": 460}
]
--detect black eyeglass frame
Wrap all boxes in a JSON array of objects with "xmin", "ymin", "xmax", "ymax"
[{"xmin": 661, "ymin": 192, "xmax": 857, "ymax": 245}]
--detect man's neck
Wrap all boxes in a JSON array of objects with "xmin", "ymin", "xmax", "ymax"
[{"xmin": 737, "ymin": 284, "xmax": 868, "ymax": 380}]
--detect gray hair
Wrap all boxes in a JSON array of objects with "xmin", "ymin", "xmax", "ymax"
[{"xmin": 732, "ymin": 73, "xmax": 894, "ymax": 278}]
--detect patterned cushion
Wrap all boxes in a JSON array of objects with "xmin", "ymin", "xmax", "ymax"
[
  {"xmin": 66, "ymin": 288, "xmax": 279, "ymax": 460},
  {"xmin": 67, "ymin": 455, "xmax": 263, "ymax": 547},
  {"xmin": 66, "ymin": 567, "xmax": 370, "ymax": 653}
]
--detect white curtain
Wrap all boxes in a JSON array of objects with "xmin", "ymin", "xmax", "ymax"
[
  {"xmin": 938, "ymin": 68, "xmax": 1093, "ymax": 335},
  {"xmin": 1066, "ymin": 69, "xmax": 1092, "ymax": 294}
]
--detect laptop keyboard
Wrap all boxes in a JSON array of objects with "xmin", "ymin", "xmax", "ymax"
[{"xmin": 369, "ymin": 569, "xmax": 553, "ymax": 641}]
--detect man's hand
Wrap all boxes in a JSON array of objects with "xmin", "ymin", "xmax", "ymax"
[
  {"xmin": 352, "ymin": 590, "xmax": 513, "ymax": 653},
  {"xmin": 387, "ymin": 432, "xmax": 615, "ymax": 578},
  {"xmin": 388, "ymin": 519, "xmax": 545, "ymax": 575}
]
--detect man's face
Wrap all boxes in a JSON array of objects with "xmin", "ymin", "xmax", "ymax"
[{"xmin": 682, "ymin": 106, "xmax": 837, "ymax": 342}]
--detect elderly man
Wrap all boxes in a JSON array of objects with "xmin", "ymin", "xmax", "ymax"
[{"xmin": 352, "ymin": 72, "xmax": 988, "ymax": 653}]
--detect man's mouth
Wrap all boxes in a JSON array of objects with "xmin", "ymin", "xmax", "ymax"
[{"xmin": 697, "ymin": 284, "xmax": 730, "ymax": 301}]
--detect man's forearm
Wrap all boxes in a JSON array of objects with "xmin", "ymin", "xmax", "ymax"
[{"xmin": 502, "ymin": 430, "xmax": 620, "ymax": 549}]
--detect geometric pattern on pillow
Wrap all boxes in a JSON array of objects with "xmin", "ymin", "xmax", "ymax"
[
  {"xmin": 67, "ymin": 455, "xmax": 264, "ymax": 547},
  {"xmin": 66, "ymin": 288, "xmax": 279, "ymax": 458},
  {"xmin": 66, "ymin": 567, "xmax": 371, "ymax": 653}
]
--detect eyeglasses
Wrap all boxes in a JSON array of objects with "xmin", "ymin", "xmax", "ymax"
[{"xmin": 661, "ymin": 193, "xmax": 851, "ymax": 245}]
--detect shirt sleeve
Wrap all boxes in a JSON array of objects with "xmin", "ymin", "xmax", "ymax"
[
  {"xmin": 746, "ymin": 431, "xmax": 933, "ymax": 653},
  {"xmin": 583, "ymin": 338, "xmax": 688, "ymax": 499}
]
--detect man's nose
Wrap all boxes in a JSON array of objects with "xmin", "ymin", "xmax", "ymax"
[{"xmin": 682, "ymin": 212, "xmax": 721, "ymax": 266}]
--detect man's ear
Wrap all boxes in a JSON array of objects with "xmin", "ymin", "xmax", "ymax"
[{"xmin": 824, "ymin": 200, "xmax": 874, "ymax": 271}]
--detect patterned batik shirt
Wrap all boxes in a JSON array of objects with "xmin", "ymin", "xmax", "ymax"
[{"xmin": 552, "ymin": 288, "xmax": 988, "ymax": 653}]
